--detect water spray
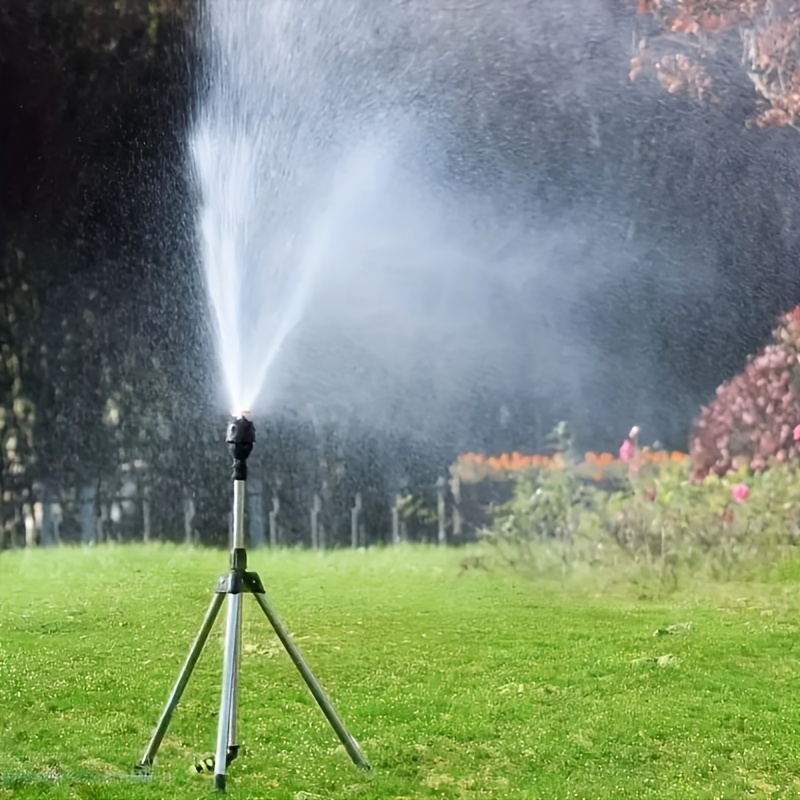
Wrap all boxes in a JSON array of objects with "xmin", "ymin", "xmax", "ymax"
[{"xmin": 134, "ymin": 414, "xmax": 370, "ymax": 791}]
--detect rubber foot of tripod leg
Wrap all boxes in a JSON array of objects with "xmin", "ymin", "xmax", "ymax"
[{"xmin": 214, "ymin": 773, "xmax": 226, "ymax": 791}]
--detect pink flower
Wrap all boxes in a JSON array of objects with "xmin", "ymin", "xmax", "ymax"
[
  {"xmin": 793, "ymin": 423, "xmax": 800, "ymax": 441},
  {"xmin": 619, "ymin": 438, "xmax": 634, "ymax": 462},
  {"xmin": 731, "ymin": 483, "xmax": 750, "ymax": 503}
]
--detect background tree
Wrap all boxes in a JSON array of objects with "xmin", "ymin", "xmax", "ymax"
[{"xmin": 633, "ymin": 0, "xmax": 800, "ymax": 127}]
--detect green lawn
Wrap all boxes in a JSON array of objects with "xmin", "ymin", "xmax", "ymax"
[{"xmin": 1, "ymin": 544, "xmax": 800, "ymax": 799}]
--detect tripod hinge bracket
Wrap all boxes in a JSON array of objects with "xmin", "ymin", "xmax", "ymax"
[{"xmin": 214, "ymin": 570, "xmax": 266, "ymax": 595}]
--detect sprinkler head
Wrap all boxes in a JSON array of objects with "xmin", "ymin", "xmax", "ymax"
[{"xmin": 226, "ymin": 414, "xmax": 255, "ymax": 481}]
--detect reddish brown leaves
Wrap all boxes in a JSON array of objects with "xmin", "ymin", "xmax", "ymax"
[
  {"xmin": 633, "ymin": 0, "xmax": 800, "ymax": 127},
  {"xmin": 689, "ymin": 307, "xmax": 800, "ymax": 480},
  {"xmin": 656, "ymin": 53, "xmax": 712, "ymax": 99}
]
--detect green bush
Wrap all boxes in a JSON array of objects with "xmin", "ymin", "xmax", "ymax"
[{"xmin": 484, "ymin": 455, "xmax": 800, "ymax": 586}]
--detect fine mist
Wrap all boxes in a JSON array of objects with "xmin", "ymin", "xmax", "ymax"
[{"xmin": 191, "ymin": 0, "xmax": 732, "ymax": 450}]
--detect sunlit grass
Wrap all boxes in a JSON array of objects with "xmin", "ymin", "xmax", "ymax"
[{"xmin": 1, "ymin": 543, "xmax": 800, "ymax": 799}]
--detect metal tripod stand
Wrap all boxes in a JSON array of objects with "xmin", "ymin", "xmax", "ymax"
[{"xmin": 134, "ymin": 415, "xmax": 370, "ymax": 791}]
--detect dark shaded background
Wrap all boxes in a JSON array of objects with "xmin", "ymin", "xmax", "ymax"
[{"xmin": 1, "ymin": 0, "xmax": 798, "ymax": 543}]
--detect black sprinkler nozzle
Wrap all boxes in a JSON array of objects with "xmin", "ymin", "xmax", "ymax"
[{"xmin": 227, "ymin": 416, "xmax": 255, "ymax": 481}]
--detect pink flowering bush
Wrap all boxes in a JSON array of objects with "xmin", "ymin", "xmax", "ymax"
[
  {"xmin": 689, "ymin": 306, "xmax": 800, "ymax": 480},
  {"xmin": 731, "ymin": 483, "xmax": 750, "ymax": 502}
]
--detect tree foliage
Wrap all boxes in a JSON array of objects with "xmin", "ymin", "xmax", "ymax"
[
  {"xmin": 689, "ymin": 306, "xmax": 800, "ymax": 480},
  {"xmin": 0, "ymin": 0, "xmax": 198, "ymax": 535},
  {"xmin": 633, "ymin": 0, "xmax": 800, "ymax": 127}
]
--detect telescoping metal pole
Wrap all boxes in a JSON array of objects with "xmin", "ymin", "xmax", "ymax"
[
  {"xmin": 214, "ymin": 482, "xmax": 244, "ymax": 791},
  {"xmin": 213, "ymin": 415, "xmax": 254, "ymax": 792},
  {"xmin": 229, "ymin": 477, "xmax": 246, "ymax": 748}
]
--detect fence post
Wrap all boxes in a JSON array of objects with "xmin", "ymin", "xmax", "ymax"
[
  {"xmin": 450, "ymin": 476, "xmax": 462, "ymax": 540},
  {"xmin": 391, "ymin": 493, "xmax": 401, "ymax": 545},
  {"xmin": 351, "ymin": 492, "xmax": 362, "ymax": 549},
  {"xmin": 111, "ymin": 501, "xmax": 123, "ymax": 543},
  {"xmin": 0, "ymin": 477, "xmax": 4, "ymax": 548},
  {"xmin": 311, "ymin": 492, "xmax": 322, "ymax": 550},
  {"xmin": 98, "ymin": 499, "xmax": 110, "ymax": 544},
  {"xmin": 79, "ymin": 483, "xmax": 97, "ymax": 545},
  {"xmin": 23, "ymin": 500, "xmax": 36, "ymax": 547},
  {"xmin": 10, "ymin": 504, "xmax": 21, "ymax": 549},
  {"xmin": 141, "ymin": 485, "xmax": 151, "ymax": 543},
  {"xmin": 320, "ymin": 480, "xmax": 329, "ymax": 550},
  {"xmin": 52, "ymin": 501, "xmax": 62, "ymax": 545},
  {"xmin": 34, "ymin": 479, "xmax": 57, "ymax": 547},
  {"xmin": 269, "ymin": 491, "xmax": 280, "ymax": 547},
  {"xmin": 436, "ymin": 477, "xmax": 447, "ymax": 546},
  {"xmin": 183, "ymin": 487, "xmax": 196, "ymax": 545}
]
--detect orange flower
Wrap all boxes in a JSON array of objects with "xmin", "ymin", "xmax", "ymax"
[{"xmin": 509, "ymin": 451, "xmax": 524, "ymax": 470}]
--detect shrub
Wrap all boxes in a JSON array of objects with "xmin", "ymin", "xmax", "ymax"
[
  {"xmin": 485, "ymin": 442, "xmax": 800, "ymax": 586},
  {"xmin": 480, "ymin": 467, "xmax": 587, "ymax": 567},
  {"xmin": 689, "ymin": 306, "xmax": 800, "ymax": 480}
]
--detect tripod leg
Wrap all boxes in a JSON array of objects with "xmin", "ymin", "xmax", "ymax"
[
  {"xmin": 250, "ymin": 588, "xmax": 371, "ymax": 771},
  {"xmin": 214, "ymin": 592, "xmax": 243, "ymax": 791},
  {"xmin": 227, "ymin": 591, "xmax": 243, "ymax": 758},
  {"xmin": 137, "ymin": 591, "xmax": 225, "ymax": 771}
]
